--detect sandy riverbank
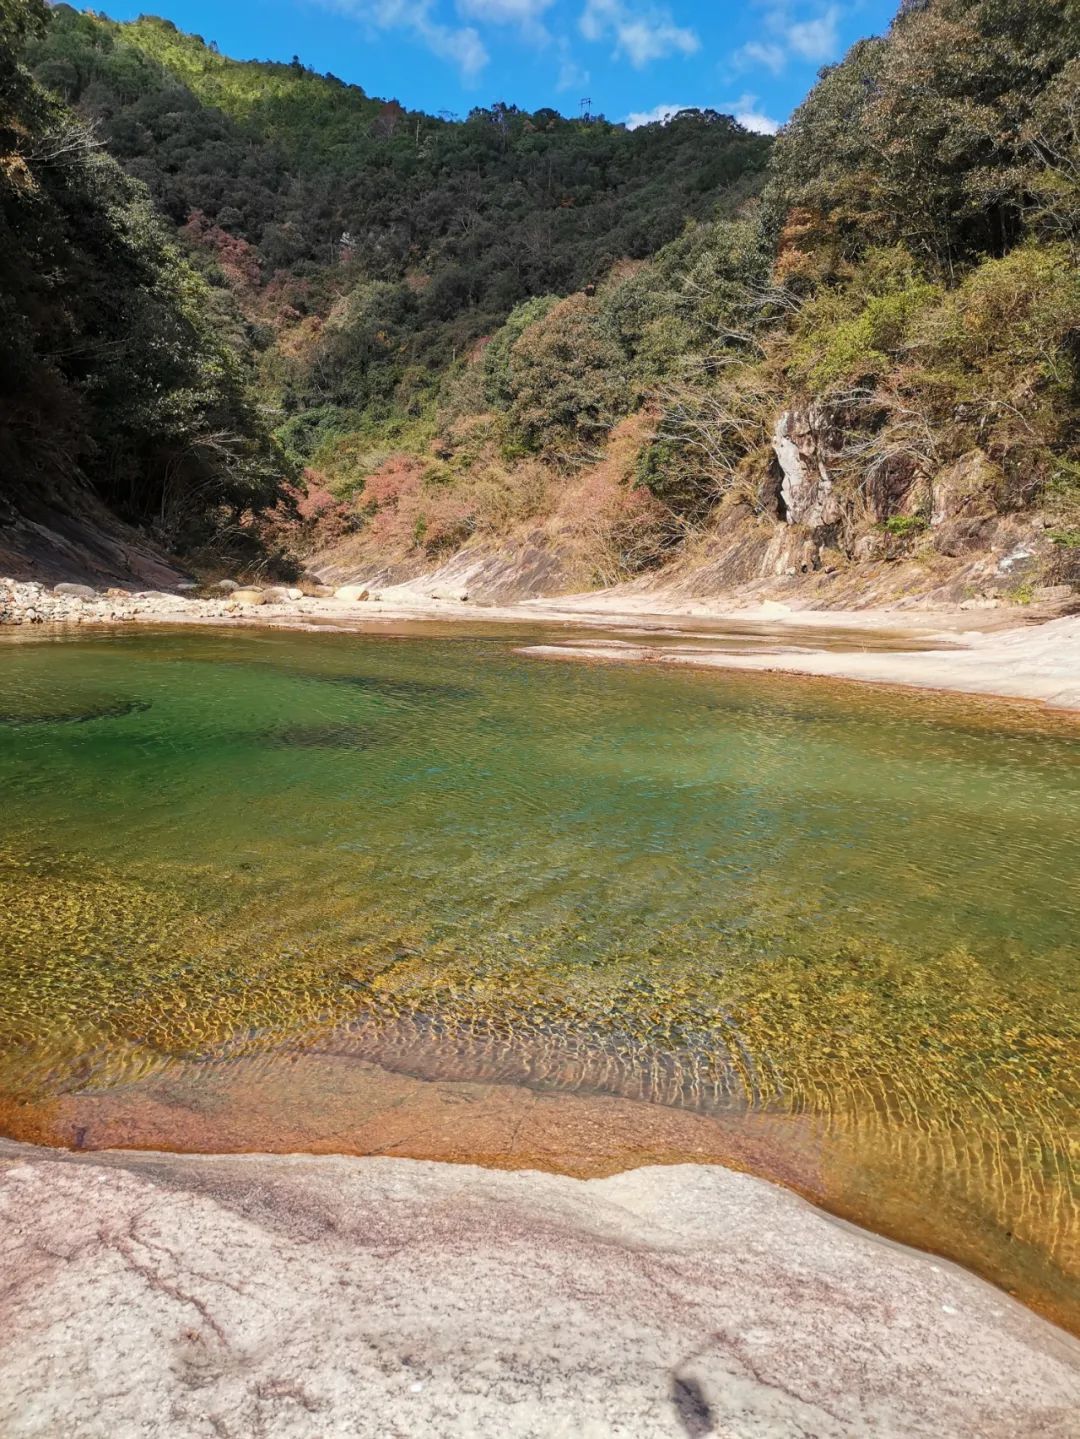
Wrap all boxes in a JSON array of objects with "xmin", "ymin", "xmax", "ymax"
[
  {"xmin": 3, "ymin": 573, "xmax": 1079, "ymax": 711},
  {"xmin": 518, "ymin": 611, "xmax": 1080, "ymax": 711},
  {"xmin": 1, "ymin": 1141, "xmax": 1077, "ymax": 1438}
]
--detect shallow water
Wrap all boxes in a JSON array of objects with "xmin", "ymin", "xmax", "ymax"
[{"xmin": 0, "ymin": 625, "xmax": 1077, "ymax": 1327}]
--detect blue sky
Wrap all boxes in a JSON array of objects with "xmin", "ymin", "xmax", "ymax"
[{"xmin": 93, "ymin": 0, "xmax": 899, "ymax": 131}]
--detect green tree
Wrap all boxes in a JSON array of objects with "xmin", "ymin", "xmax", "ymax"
[{"xmin": 505, "ymin": 295, "xmax": 630, "ymax": 452}]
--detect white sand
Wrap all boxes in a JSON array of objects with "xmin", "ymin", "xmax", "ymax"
[{"xmin": 516, "ymin": 611, "xmax": 1080, "ymax": 711}]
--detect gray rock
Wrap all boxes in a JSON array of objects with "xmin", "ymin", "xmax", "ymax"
[
  {"xmin": 771, "ymin": 406, "xmax": 842, "ymax": 529},
  {"xmin": 52, "ymin": 583, "xmax": 96, "ymax": 602},
  {"xmin": 261, "ymin": 586, "xmax": 292, "ymax": 602},
  {"xmin": 210, "ymin": 579, "xmax": 239, "ymax": 593},
  {"xmin": 0, "ymin": 1145, "xmax": 1077, "ymax": 1439}
]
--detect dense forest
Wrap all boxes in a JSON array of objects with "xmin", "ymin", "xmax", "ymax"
[
  {"xmin": 4, "ymin": 0, "xmax": 1079, "ymax": 595},
  {"xmin": 0, "ymin": 0, "xmax": 286, "ymax": 565}
]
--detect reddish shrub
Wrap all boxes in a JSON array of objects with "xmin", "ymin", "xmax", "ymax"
[{"xmin": 182, "ymin": 210, "xmax": 262, "ymax": 290}]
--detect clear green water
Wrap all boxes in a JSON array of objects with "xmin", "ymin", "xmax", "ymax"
[{"xmin": 1, "ymin": 625, "xmax": 1078, "ymax": 1321}]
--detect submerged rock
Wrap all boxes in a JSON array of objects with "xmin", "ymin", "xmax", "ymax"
[
  {"xmin": 267, "ymin": 722, "xmax": 378, "ymax": 749},
  {"xmin": 326, "ymin": 674, "xmax": 474, "ymax": 702},
  {"xmin": 0, "ymin": 699, "xmax": 151, "ymax": 728}
]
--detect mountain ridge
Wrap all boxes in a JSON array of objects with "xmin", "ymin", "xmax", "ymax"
[{"xmin": 3, "ymin": 0, "xmax": 1078, "ymax": 609}]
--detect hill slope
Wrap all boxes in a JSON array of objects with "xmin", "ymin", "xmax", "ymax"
[
  {"xmin": 0, "ymin": 0, "xmax": 294, "ymax": 580},
  {"xmin": 9, "ymin": 0, "xmax": 1080, "ymax": 606}
]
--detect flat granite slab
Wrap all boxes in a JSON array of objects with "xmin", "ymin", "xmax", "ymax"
[{"xmin": 0, "ymin": 1143, "xmax": 1077, "ymax": 1437}]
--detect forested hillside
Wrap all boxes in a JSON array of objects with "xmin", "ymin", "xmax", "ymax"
[
  {"xmin": 28, "ymin": 10, "xmax": 769, "ymax": 443},
  {"xmin": 6, "ymin": 0, "xmax": 1080, "ymax": 602},
  {"xmin": 0, "ymin": 0, "xmax": 288, "ymax": 579}
]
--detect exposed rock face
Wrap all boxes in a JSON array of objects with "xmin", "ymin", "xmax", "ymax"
[
  {"xmin": 771, "ymin": 406, "xmax": 842, "ymax": 529},
  {"xmin": 0, "ymin": 1144, "xmax": 1077, "ymax": 1439},
  {"xmin": 318, "ymin": 535, "xmax": 577, "ymax": 605},
  {"xmin": 0, "ymin": 483, "xmax": 183, "ymax": 590},
  {"xmin": 931, "ymin": 450, "xmax": 1000, "ymax": 528},
  {"xmin": 761, "ymin": 526, "xmax": 821, "ymax": 578},
  {"xmin": 864, "ymin": 454, "xmax": 925, "ymax": 523}
]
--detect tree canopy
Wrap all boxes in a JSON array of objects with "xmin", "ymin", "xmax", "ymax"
[{"xmin": 1, "ymin": 0, "xmax": 289, "ymax": 553}]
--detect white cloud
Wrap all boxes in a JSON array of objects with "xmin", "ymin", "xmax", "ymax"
[
  {"xmin": 723, "ymin": 91, "xmax": 780, "ymax": 134},
  {"xmin": 625, "ymin": 95, "xmax": 780, "ymax": 135},
  {"xmin": 734, "ymin": 39, "xmax": 786, "ymax": 75},
  {"xmin": 580, "ymin": 0, "xmax": 699, "ymax": 68},
  {"xmin": 623, "ymin": 101, "xmax": 687, "ymax": 128},
  {"xmin": 786, "ymin": 5, "xmax": 840, "ymax": 61},
  {"xmin": 732, "ymin": 3, "xmax": 842, "ymax": 76},
  {"xmin": 456, "ymin": 0, "xmax": 554, "ymax": 43},
  {"xmin": 324, "ymin": 0, "xmax": 489, "ymax": 82},
  {"xmin": 457, "ymin": 0, "xmax": 552, "ymax": 17},
  {"xmin": 556, "ymin": 39, "xmax": 591, "ymax": 93},
  {"xmin": 426, "ymin": 19, "xmax": 489, "ymax": 76}
]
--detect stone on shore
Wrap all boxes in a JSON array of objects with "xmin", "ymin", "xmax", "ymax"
[
  {"xmin": 230, "ymin": 588, "xmax": 266, "ymax": 606},
  {"xmin": 0, "ymin": 1145, "xmax": 1076, "ymax": 1438},
  {"xmin": 52, "ymin": 583, "xmax": 97, "ymax": 601},
  {"xmin": 334, "ymin": 584, "xmax": 371, "ymax": 601}
]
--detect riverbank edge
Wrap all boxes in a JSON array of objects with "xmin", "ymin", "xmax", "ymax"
[
  {"xmin": 1, "ymin": 1139, "xmax": 1078, "ymax": 1438},
  {"xmin": 4, "ymin": 574, "xmax": 1080, "ymax": 713},
  {"xmin": 513, "ymin": 609, "xmax": 1080, "ymax": 713}
]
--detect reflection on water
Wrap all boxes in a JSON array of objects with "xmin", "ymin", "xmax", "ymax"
[{"xmin": 0, "ymin": 624, "xmax": 1077, "ymax": 1329}]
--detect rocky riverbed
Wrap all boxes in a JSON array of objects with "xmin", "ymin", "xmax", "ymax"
[{"xmin": 0, "ymin": 577, "xmax": 325, "ymax": 627}]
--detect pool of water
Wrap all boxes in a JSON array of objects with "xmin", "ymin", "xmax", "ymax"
[{"xmin": 0, "ymin": 624, "xmax": 1077, "ymax": 1327}]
